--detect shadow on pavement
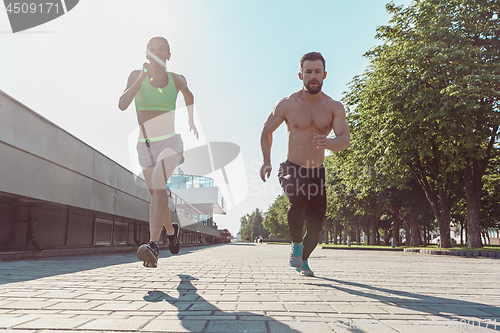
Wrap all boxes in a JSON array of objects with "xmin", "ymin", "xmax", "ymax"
[
  {"xmin": 144, "ymin": 274, "xmax": 300, "ymax": 333},
  {"xmin": 0, "ymin": 245, "xmax": 216, "ymax": 285},
  {"xmin": 309, "ymin": 276, "xmax": 500, "ymax": 331}
]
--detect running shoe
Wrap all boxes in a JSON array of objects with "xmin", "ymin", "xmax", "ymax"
[
  {"xmin": 137, "ymin": 241, "xmax": 159, "ymax": 268},
  {"xmin": 167, "ymin": 223, "xmax": 180, "ymax": 255},
  {"xmin": 288, "ymin": 242, "xmax": 303, "ymax": 268},
  {"xmin": 296, "ymin": 259, "xmax": 314, "ymax": 277}
]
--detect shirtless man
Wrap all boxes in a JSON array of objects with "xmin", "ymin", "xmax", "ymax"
[
  {"xmin": 118, "ymin": 37, "xmax": 198, "ymax": 268},
  {"xmin": 260, "ymin": 52, "xmax": 350, "ymax": 276}
]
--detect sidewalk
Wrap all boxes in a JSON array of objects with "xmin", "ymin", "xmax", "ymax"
[{"xmin": 1, "ymin": 243, "xmax": 499, "ymax": 333}]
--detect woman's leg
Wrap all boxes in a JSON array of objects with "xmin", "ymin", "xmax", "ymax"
[{"xmin": 145, "ymin": 148, "xmax": 180, "ymax": 241}]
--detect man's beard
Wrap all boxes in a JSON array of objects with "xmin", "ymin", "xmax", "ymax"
[{"xmin": 305, "ymin": 80, "xmax": 322, "ymax": 94}]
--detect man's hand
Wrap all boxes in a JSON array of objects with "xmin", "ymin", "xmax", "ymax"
[
  {"xmin": 260, "ymin": 163, "xmax": 272, "ymax": 182},
  {"xmin": 189, "ymin": 120, "xmax": 199, "ymax": 140},
  {"xmin": 313, "ymin": 134, "xmax": 327, "ymax": 149}
]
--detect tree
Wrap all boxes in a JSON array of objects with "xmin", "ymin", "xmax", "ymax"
[
  {"xmin": 342, "ymin": 0, "xmax": 499, "ymax": 248},
  {"xmin": 481, "ymin": 156, "xmax": 500, "ymax": 235},
  {"xmin": 240, "ymin": 209, "xmax": 270, "ymax": 241},
  {"xmin": 239, "ymin": 214, "xmax": 251, "ymax": 241},
  {"xmin": 262, "ymin": 194, "xmax": 290, "ymax": 239},
  {"xmin": 381, "ymin": 0, "xmax": 499, "ymax": 248},
  {"xmin": 251, "ymin": 208, "xmax": 269, "ymax": 239}
]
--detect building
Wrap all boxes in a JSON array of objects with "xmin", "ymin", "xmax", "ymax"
[
  {"xmin": 167, "ymin": 171, "xmax": 226, "ymax": 241},
  {"xmin": 0, "ymin": 90, "xmax": 221, "ymax": 257}
]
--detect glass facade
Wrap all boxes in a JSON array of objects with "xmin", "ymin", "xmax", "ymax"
[
  {"xmin": 167, "ymin": 174, "xmax": 214, "ymax": 190},
  {"xmin": 167, "ymin": 175, "xmax": 217, "ymax": 228}
]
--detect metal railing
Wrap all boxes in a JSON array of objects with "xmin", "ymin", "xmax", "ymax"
[{"xmin": 167, "ymin": 188, "xmax": 211, "ymax": 225}]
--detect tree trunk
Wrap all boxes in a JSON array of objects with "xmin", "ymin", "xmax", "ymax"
[
  {"xmin": 410, "ymin": 163, "xmax": 453, "ymax": 248},
  {"xmin": 437, "ymin": 212, "xmax": 452, "ymax": 248},
  {"xmin": 404, "ymin": 224, "xmax": 410, "ymax": 246},
  {"xmin": 417, "ymin": 225, "xmax": 423, "ymax": 245},
  {"xmin": 370, "ymin": 216, "xmax": 378, "ymax": 246},
  {"xmin": 383, "ymin": 228, "xmax": 390, "ymax": 246},
  {"xmin": 423, "ymin": 225, "xmax": 427, "ymax": 245},
  {"xmin": 427, "ymin": 188, "xmax": 452, "ymax": 248},
  {"xmin": 482, "ymin": 230, "xmax": 489, "ymax": 246},
  {"xmin": 408, "ymin": 210, "xmax": 422, "ymax": 247},
  {"xmin": 465, "ymin": 222, "xmax": 468, "ymax": 244},
  {"xmin": 354, "ymin": 222, "xmax": 359, "ymax": 245},
  {"xmin": 393, "ymin": 219, "xmax": 400, "ymax": 246},
  {"xmin": 324, "ymin": 219, "xmax": 333, "ymax": 244},
  {"xmin": 460, "ymin": 220, "xmax": 464, "ymax": 245},
  {"xmin": 463, "ymin": 161, "xmax": 483, "ymax": 248},
  {"xmin": 333, "ymin": 221, "xmax": 338, "ymax": 245}
]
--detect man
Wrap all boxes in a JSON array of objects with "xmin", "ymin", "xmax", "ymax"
[{"xmin": 260, "ymin": 52, "xmax": 350, "ymax": 276}]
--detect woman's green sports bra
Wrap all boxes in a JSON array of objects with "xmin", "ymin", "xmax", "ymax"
[{"xmin": 134, "ymin": 72, "xmax": 178, "ymax": 112}]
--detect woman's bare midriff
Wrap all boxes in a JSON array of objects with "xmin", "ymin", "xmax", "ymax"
[{"xmin": 137, "ymin": 110, "xmax": 175, "ymax": 138}]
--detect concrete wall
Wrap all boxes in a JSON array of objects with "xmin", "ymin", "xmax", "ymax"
[
  {"xmin": 0, "ymin": 90, "xmax": 150, "ymax": 220},
  {"xmin": 0, "ymin": 90, "xmax": 222, "ymax": 254}
]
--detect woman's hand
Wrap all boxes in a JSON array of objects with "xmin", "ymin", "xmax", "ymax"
[{"xmin": 189, "ymin": 120, "xmax": 199, "ymax": 140}]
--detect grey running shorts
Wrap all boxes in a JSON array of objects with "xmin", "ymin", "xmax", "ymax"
[{"xmin": 136, "ymin": 134, "xmax": 185, "ymax": 168}]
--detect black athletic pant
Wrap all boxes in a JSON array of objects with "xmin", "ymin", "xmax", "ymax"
[{"xmin": 278, "ymin": 160, "xmax": 326, "ymax": 260}]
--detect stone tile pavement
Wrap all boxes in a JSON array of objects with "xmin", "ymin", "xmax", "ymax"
[{"xmin": 0, "ymin": 243, "xmax": 499, "ymax": 333}]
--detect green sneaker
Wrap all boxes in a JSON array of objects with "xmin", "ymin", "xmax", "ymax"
[
  {"xmin": 296, "ymin": 259, "xmax": 314, "ymax": 277},
  {"xmin": 288, "ymin": 242, "xmax": 303, "ymax": 268}
]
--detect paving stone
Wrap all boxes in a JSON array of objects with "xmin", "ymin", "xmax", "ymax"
[
  {"xmin": 91, "ymin": 301, "xmax": 146, "ymax": 311},
  {"xmin": 239, "ymin": 294, "xmax": 280, "ymax": 302},
  {"xmin": 279, "ymin": 294, "xmax": 323, "ymax": 302},
  {"xmin": 238, "ymin": 302, "xmax": 286, "ymax": 311},
  {"xmin": 141, "ymin": 318, "xmax": 206, "ymax": 332},
  {"xmin": 0, "ymin": 315, "xmax": 38, "ymax": 328},
  {"xmin": 284, "ymin": 303, "xmax": 337, "ymax": 313},
  {"xmin": 0, "ymin": 243, "xmax": 499, "ymax": 332},
  {"xmin": 14, "ymin": 316, "xmax": 92, "ymax": 329},
  {"xmin": 1, "ymin": 300, "xmax": 60, "ymax": 310},
  {"xmin": 78, "ymin": 317, "xmax": 151, "ymax": 331},
  {"xmin": 44, "ymin": 300, "xmax": 105, "ymax": 310},
  {"xmin": 205, "ymin": 320, "xmax": 266, "ymax": 333}
]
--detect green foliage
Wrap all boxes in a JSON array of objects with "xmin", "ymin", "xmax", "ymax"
[
  {"xmin": 239, "ymin": 208, "xmax": 270, "ymax": 240},
  {"xmin": 481, "ymin": 156, "xmax": 500, "ymax": 229},
  {"xmin": 336, "ymin": 0, "xmax": 499, "ymax": 248},
  {"xmin": 262, "ymin": 194, "xmax": 290, "ymax": 239},
  {"xmin": 256, "ymin": 0, "xmax": 499, "ymax": 249}
]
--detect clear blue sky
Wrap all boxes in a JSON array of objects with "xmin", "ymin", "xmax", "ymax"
[{"xmin": 0, "ymin": 0, "xmax": 412, "ymax": 236}]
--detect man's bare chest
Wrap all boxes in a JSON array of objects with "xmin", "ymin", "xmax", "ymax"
[{"xmin": 285, "ymin": 105, "xmax": 333, "ymax": 132}]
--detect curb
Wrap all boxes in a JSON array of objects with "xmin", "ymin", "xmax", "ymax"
[
  {"xmin": 404, "ymin": 248, "xmax": 500, "ymax": 259},
  {"xmin": 0, "ymin": 243, "xmax": 215, "ymax": 261},
  {"xmin": 322, "ymin": 247, "xmax": 404, "ymax": 252}
]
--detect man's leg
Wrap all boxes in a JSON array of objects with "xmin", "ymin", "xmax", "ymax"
[
  {"xmin": 280, "ymin": 163, "xmax": 308, "ymax": 268},
  {"xmin": 280, "ymin": 162, "xmax": 307, "ymax": 243},
  {"xmin": 302, "ymin": 209, "xmax": 325, "ymax": 261},
  {"xmin": 298, "ymin": 173, "xmax": 326, "ymax": 276},
  {"xmin": 302, "ymin": 173, "xmax": 327, "ymax": 260}
]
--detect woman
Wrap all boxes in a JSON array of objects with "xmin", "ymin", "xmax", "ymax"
[{"xmin": 119, "ymin": 36, "xmax": 198, "ymax": 268}]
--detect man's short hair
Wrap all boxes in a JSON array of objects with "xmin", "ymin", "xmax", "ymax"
[{"xmin": 300, "ymin": 52, "xmax": 325, "ymax": 72}]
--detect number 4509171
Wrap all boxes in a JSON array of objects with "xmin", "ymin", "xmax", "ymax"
[{"xmin": 6, "ymin": 2, "xmax": 60, "ymax": 14}]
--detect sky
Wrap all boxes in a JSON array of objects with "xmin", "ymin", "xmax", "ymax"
[{"xmin": 0, "ymin": 0, "xmax": 412, "ymax": 237}]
